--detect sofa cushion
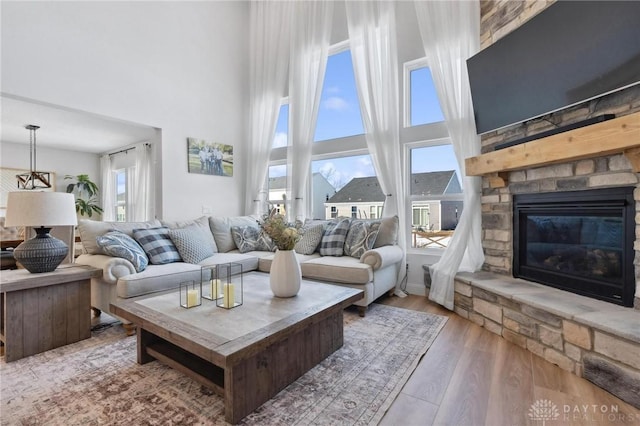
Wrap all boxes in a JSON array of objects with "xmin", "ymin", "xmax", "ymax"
[
  {"xmin": 116, "ymin": 262, "xmax": 203, "ymax": 298},
  {"xmin": 300, "ymin": 255, "xmax": 372, "ymax": 285},
  {"xmin": 294, "ymin": 223, "xmax": 324, "ymax": 255},
  {"xmin": 169, "ymin": 224, "xmax": 215, "ymax": 264},
  {"xmin": 344, "ymin": 220, "xmax": 380, "ymax": 258},
  {"xmin": 209, "ymin": 215, "xmax": 260, "ymax": 253},
  {"xmin": 373, "ymin": 215, "xmax": 399, "ymax": 248},
  {"xmin": 198, "ymin": 251, "xmax": 260, "ymax": 273},
  {"xmin": 96, "ymin": 231, "xmax": 149, "ymax": 273},
  {"xmin": 162, "ymin": 216, "xmax": 218, "ymax": 253},
  {"xmin": 258, "ymin": 252, "xmax": 321, "ymax": 273},
  {"xmin": 133, "ymin": 227, "xmax": 182, "ymax": 265},
  {"xmin": 230, "ymin": 226, "xmax": 274, "ymax": 253},
  {"xmin": 319, "ymin": 218, "xmax": 351, "ymax": 256},
  {"xmin": 78, "ymin": 219, "xmax": 162, "ymax": 255}
]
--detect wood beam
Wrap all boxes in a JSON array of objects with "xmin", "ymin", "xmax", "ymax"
[{"xmin": 465, "ymin": 112, "xmax": 640, "ymax": 176}]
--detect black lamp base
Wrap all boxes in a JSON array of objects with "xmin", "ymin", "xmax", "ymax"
[{"xmin": 13, "ymin": 227, "xmax": 68, "ymax": 273}]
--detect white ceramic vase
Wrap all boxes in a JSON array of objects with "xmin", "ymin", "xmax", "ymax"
[{"xmin": 270, "ymin": 249, "xmax": 301, "ymax": 297}]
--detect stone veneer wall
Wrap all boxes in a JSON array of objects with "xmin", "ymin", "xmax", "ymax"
[{"xmin": 477, "ymin": 0, "xmax": 640, "ymax": 308}]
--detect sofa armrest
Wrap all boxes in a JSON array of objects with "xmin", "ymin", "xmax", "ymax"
[
  {"xmin": 360, "ymin": 245, "xmax": 404, "ymax": 270},
  {"xmin": 75, "ymin": 254, "xmax": 136, "ymax": 284}
]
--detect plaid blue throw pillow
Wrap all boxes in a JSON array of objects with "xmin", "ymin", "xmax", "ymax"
[
  {"xmin": 319, "ymin": 218, "xmax": 351, "ymax": 256},
  {"xmin": 132, "ymin": 226, "xmax": 182, "ymax": 265}
]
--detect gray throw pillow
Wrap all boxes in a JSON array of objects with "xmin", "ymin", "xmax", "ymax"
[
  {"xmin": 294, "ymin": 223, "xmax": 324, "ymax": 255},
  {"xmin": 344, "ymin": 220, "xmax": 381, "ymax": 258},
  {"xmin": 231, "ymin": 226, "xmax": 274, "ymax": 253},
  {"xmin": 168, "ymin": 224, "xmax": 215, "ymax": 264},
  {"xmin": 132, "ymin": 226, "xmax": 182, "ymax": 265},
  {"xmin": 96, "ymin": 231, "xmax": 149, "ymax": 272},
  {"xmin": 162, "ymin": 216, "xmax": 218, "ymax": 253},
  {"xmin": 373, "ymin": 215, "xmax": 399, "ymax": 248},
  {"xmin": 319, "ymin": 218, "xmax": 351, "ymax": 257}
]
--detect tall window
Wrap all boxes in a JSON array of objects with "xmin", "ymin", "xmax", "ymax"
[
  {"xmin": 314, "ymin": 49, "xmax": 364, "ymax": 142},
  {"xmin": 273, "ymin": 103, "xmax": 289, "ymax": 148},
  {"xmin": 114, "ymin": 169, "xmax": 129, "ymax": 222},
  {"xmin": 408, "ymin": 143, "xmax": 462, "ymax": 250},
  {"xmin": 405, "ymin": 60, "xmax": 444, "ymax": 127}
]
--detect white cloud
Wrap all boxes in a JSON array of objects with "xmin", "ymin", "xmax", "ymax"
[
  {"xmin": 327, "ymin": 86, "xmax": 341, "ymax": 94},
  {"xmin": 272, "ymin": 132, "xmax": 287, "ymax": 148},
  {"xmin": 323, "ymin": 96, "xmax": 349, "ymax": 111}
]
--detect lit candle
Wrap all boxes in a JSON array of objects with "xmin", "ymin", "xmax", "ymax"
[
  {"xmin": 224, "ymin": 283, "xmax": 235, "ymax": 308},
  {"xmin": 187, "ymin": 289, "xmax": 199, "ymax": 308}
]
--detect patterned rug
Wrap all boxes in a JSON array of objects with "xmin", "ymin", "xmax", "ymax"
[{"xmin": 1, "ymin": 304, "xmax": 447, "ymax": 425}]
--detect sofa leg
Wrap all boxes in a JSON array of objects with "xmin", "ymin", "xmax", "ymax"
[
  {"xmin": 91, "ymin": 307, "xmax": 102, "ymax": 317},
  {"xmin": 123, "ymin": 323, "xmax": 136, "ymax": 336},
  {"xmin": 357, "ymin": 306, "xmax": 367, "ymax": 317}
]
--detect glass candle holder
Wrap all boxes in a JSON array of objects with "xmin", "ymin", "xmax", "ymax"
[
  {"xmin": 180, "ymin": 280, "xmax": 202, "ymax": 309},
  {"xmin": 201, "ymin": 266, "xmax": 221, "ymax": 301},
  {"xmin": 215, "ymin": 263, "xmax": 243, "ymax": 309}
]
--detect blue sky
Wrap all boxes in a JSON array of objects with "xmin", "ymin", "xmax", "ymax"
[{"xmin": 271, "ymin": 49, "xmax": 460, "ymax": 190}]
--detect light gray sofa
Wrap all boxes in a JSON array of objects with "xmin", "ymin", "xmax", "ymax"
[{"xmin": 75, "ymin": 215, "xmax": 403, "ymax": 334}]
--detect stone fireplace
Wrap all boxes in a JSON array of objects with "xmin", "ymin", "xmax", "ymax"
[{"xmin": 447, "ymin": 0, "xmax": 640, "ymax": 410}]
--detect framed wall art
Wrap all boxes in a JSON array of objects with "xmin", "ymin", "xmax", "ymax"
[{"xmin": 187, "ymin": 137, "xmax": 234, "ymax": 177}]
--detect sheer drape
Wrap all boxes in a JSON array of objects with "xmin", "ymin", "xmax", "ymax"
[
  {"xmin": 131, "ymin": 142, "xmax": 153, "ymax": 221},
  {"xmin": 100, "ymin": 154, "xmax": 115, "ymax": 221},
  {"xmin": 287, "ymin": 0, "xmax": 333, "ymax": 221},
  {"xmin": 415, "ymin": 0, "xmax": 485, "ymax": 309},
  {"xmin": 244, "ymin": 1, "xmax": 292, "ymax": 216},
  {"xmin": 346, "ymin": 0, "xmax": 406, "ymax": 287}
]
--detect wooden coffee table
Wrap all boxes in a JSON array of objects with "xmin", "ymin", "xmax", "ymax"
[{"xmin": 110, "ymin": 272, "xmax": 363, "ymax": 424}]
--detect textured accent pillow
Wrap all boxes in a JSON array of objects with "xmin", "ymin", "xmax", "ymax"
[
  {"xmin": 344, "ymin": 220, "xmax": 381, "ymax": 258},
  {"xmin": 168, "ymin": 224, "xmax": 215, "ymax": 264},
  {"xmin": 319, "ymin": 218, "xmax": 351, "ymax": 256},
  {"xmin": 231, "ymin": 226, "xmax": 274, "ymax": 253},
  {"xmin": 96, "ymin": 231, "xmax": 149, "ymax": 272},
  {"xmin": 132, "ymin": 227, "xmax": 182, "ymax": 265},
  {"xmin": 209, "ymin": 215, "xmax": 261, "ymax": 253},
  {"xmin": 294, "ymin": 223, "xmax": 324, "ymax": 255},
  {"xmin": 162, "ymin": 216, "xmax": 218, "ymax": 253}
]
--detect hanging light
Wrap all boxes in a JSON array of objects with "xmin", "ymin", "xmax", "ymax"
[{"xmin": 16, "ymin": 124, "xmax": 52, "ymax": 189}]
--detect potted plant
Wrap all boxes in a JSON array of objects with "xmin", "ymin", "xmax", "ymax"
[{"xmin": 65, "ymin": 174, "xmax": 103, "ymax": 218}]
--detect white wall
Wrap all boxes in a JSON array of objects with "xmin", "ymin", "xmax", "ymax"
[
  {"xmin": 1, "ymin": 1, "xmax": 249, "ymax": 221},
  {"xmin": 1, "ymin": 141, "xmax": 100, "ymax": 194}
]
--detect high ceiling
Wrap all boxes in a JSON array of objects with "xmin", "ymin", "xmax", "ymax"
[{"xmin": 1, "ymin": 96, "xmax": 157, "ymax": 154}]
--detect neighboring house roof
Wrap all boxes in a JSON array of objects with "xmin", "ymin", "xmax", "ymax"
[
  {"xmin": 268, "ymin": 172, "xmax": 330, "ymax": 191},
  {"xmin": 327, "ymin": 171, "xmax": 460, "ymax": 203}
]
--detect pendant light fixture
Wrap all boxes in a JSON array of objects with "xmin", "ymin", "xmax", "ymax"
[{"xmin": 16, "ymin": 124, "xmax": 52, "ymax": 190}]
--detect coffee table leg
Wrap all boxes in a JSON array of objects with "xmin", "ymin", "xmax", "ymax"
[{"xmin": 137, "ymin": 328, "xmax": 156, "ymax": 364}]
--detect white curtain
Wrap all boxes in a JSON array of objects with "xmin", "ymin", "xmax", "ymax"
[
  {"xmin": 287, "ymin": 0, "xmax": 333, "ymax": 221},
  {"xmin": 244, "ymin": 1, "xmax": 292, "ymax": 216},
  {"xmin": 131, "ymin": 142, "xmax": 153, "ymax": 221},
  {"xmin": 415, "ymin": 0, "xmax": 485, "ymax": 309},
  {"xmin": 100, "ymin": 154, "xmax": 115, "ymax": 221},
  {"xmin": 346, "ymin": 1, "xmax": 406, "ymax": 288}
]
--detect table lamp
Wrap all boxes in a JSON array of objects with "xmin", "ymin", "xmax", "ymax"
[{"xmin": 5, "ymin": 191, "xmax": 78, "ymax": 273}]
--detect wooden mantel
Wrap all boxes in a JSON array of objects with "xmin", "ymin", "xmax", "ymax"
[{"xmin": 465, "ymin": 111, "xmax": 640, "ymax": 188}]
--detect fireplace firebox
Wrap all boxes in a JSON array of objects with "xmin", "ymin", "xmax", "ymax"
[{"xmin": 513, "ymin": 187, "xmax": 635, "ymax": 307}]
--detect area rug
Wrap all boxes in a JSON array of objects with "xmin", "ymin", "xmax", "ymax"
[{"xmin": 0, "ymin": 304, "xmax": 447, "ymax": 425}]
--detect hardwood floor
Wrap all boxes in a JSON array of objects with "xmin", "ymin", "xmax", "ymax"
[{"xmin": 376, "ymin": 294, "xmax": 640, "ymax": 426}]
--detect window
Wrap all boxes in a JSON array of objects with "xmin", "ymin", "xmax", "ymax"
[
  {"xmin": 408, "ymin": 143, "xmax": 463, "ymax": 250},
  {"xmin": 268, "ymin": 165, "xmax": 287, "ymax": 214},
  {"xmin": 312, "ymin": 154, "xmax": 376, "ymax": 220},
  {"xmin": 272, "ymin": 103, "xmax": 289, "ymax": 148},
  {"xmin": 405, "ymin": 60, "xmax": 444, "ymax": 127},
  {"xmin": 114, "ymin": 169, "xmax": 128, "ymax": 222},
  {"xmin": 314, "ymin": 49, "xmax": 364, "ymax": 142},
  {"xmin": 369, "ymin": 206, "xmax": 382, "ymax": 219}
]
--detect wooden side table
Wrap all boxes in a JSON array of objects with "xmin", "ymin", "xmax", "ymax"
[{"xmin": 0, "ymin": 264, "xmax": 101, "ymax": 362}]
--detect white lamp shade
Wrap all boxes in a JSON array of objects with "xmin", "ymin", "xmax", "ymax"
[{"xmin": 5, "ymin": 191, "xmax": 78, "ymax": 227}]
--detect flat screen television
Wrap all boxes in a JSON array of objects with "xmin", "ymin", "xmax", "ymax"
[{"xmin": 467, "ymin": 1, "xmax": 640, "ymax": 135}]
